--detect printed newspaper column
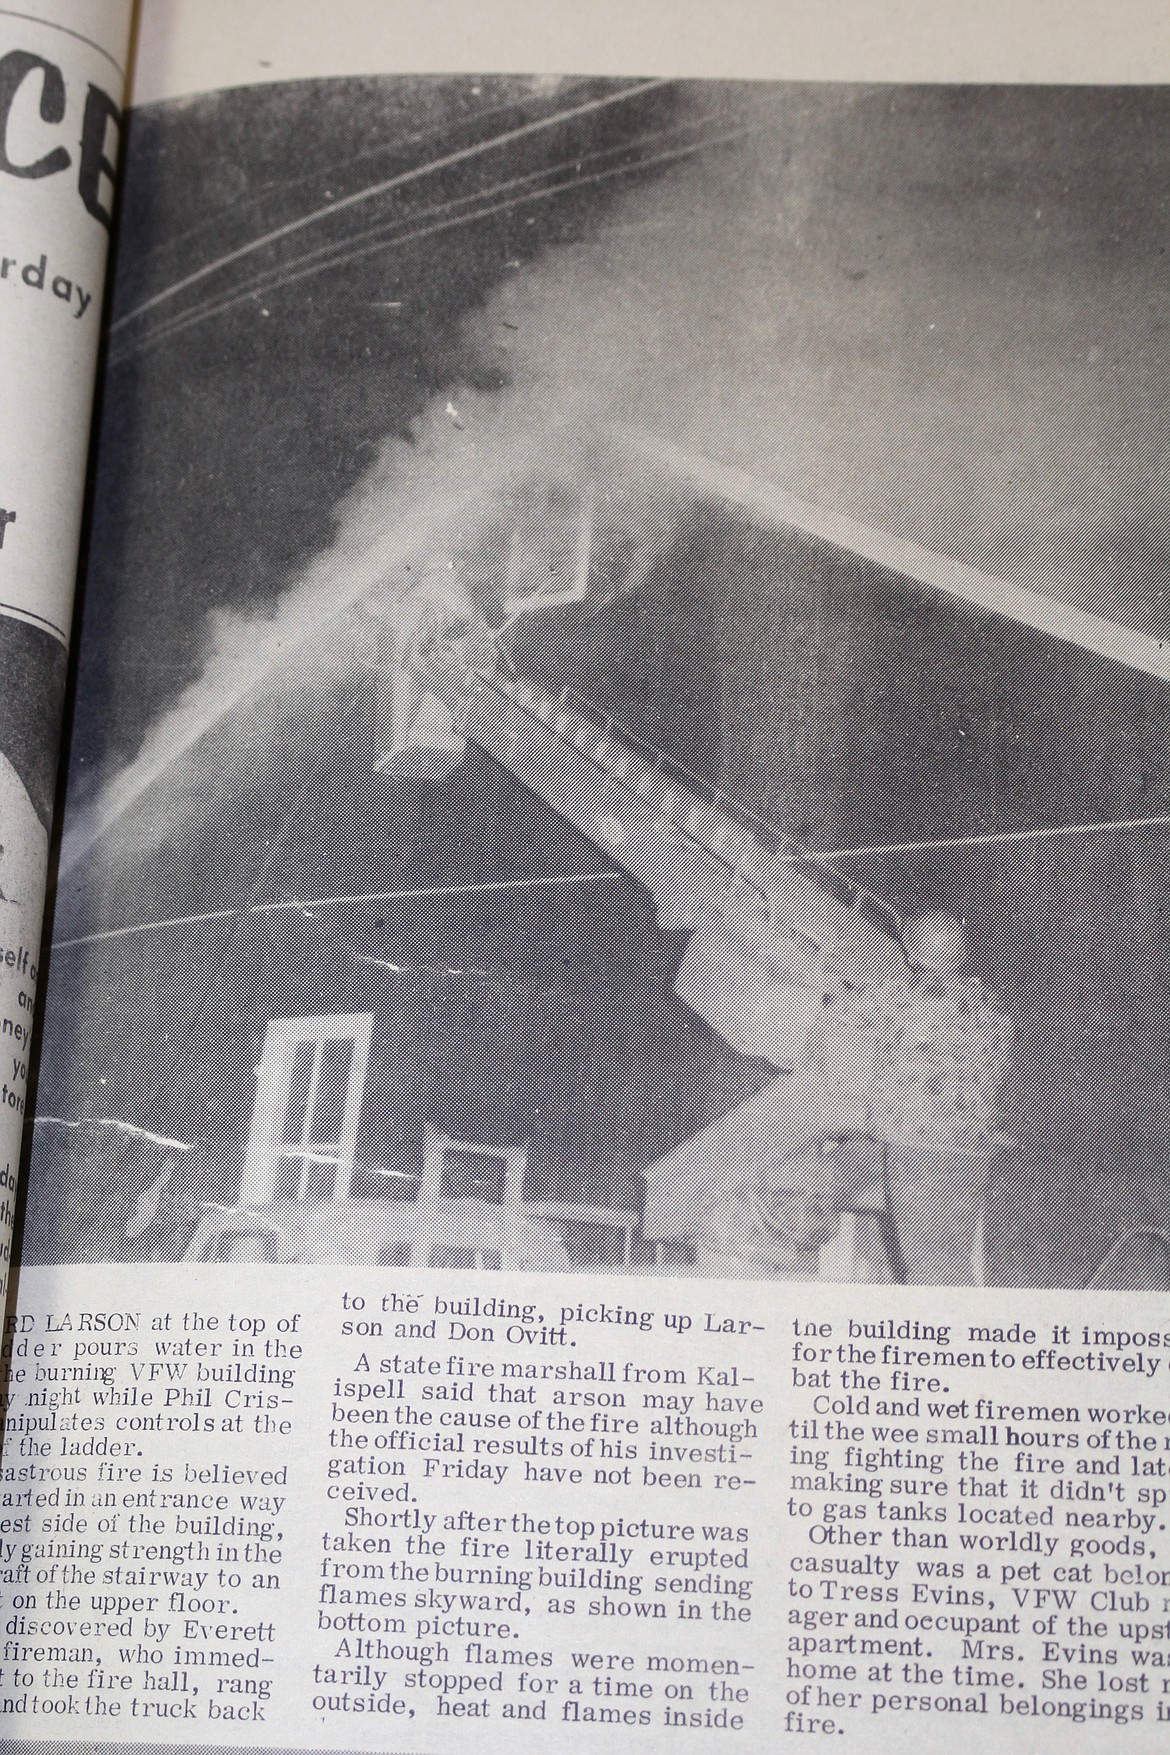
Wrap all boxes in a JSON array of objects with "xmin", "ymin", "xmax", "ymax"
[{"xmin": 0, "ymin": 1, "xmax": 133, "ymax": 1295}]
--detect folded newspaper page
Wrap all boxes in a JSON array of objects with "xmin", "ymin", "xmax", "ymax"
[
  {"xmin": 4, "ymin": 3, "xmax": 1170, "ymax": 1750},
  {"xmin": 0, "ymin": 0, "xmax": 133, "ymax": 1299}
]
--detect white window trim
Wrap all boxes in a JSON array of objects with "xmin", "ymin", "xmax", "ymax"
[{"xmin": 241, "ymin": 1013, "xmax": 374, "ymax": 1205}]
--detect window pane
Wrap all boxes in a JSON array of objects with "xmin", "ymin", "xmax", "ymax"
[
  {"xmin": 281, "ymin": 1042, "xmax": 316, "ymax": 1146},
  {"xmin": 311, "ymin": 1038, "xmax": 356, "ymax": 1144}
]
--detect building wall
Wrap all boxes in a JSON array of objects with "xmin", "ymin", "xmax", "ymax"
[{"xmin": 26, "ymin": 502, "xmax": 1170, "ymax": 1279}]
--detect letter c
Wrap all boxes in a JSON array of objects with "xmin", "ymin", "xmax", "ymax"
[{"xmin": 0, "ymin": 51, "xmax": 71, "ymax": 179}]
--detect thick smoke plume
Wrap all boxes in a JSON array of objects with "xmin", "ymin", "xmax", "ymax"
[
  {"xmin": 64, "ymin": 83, "xmax": 1170, "ymax": 875},
  {"xmin": 60, "ymin": 390, "xmax": 595, "ymax": 873}
]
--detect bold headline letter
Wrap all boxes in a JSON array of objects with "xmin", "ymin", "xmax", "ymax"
[
  {"xmin": 78, "ymin": 83, "xmax": 121, "ymax": 228},
  {"xmin": 0, "ymin": 50, "xmax": 70, "ymax": 179}
]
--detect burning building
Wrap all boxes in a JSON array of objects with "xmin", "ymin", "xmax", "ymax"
[
  {"xmin": 21, "ymin": 78, "xmax": 1170, "ymax": 1285},
  {"xmin": 26, "ymin": 430, "xmax": 1170, "ymax": 1285}
]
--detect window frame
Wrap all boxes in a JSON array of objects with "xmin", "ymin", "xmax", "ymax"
[{"xmin": 241, "ymin": 1013, "xmax": 374, "ymax": 1205}]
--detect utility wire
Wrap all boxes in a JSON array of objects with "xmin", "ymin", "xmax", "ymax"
[
  {"xmin": 51, "ymin": 869, "xmax": 624, "ymax": 951},
  {"xmin": 808, "ymin": 813, "xmax": 1170, "ymax": 864},
  {"xmin": 111, "ymin": 79, "xmax": 668, "ymax": 333},
  {"xmin": 145, "ymin": 86, "xmax": 566, "ymax": 265},
  {"xmin": 114, "ymin": 122, "xmax": 746, "ymax": 362},
  {"xmin": 51, "ymin": 809, "xmax": 1170, "ymax": 951},
  {"xmin": 116, "ymin": 111, "xmax": 715, "ymax": 359}
]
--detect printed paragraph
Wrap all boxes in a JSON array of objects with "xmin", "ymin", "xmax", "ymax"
[
  {"xmin": 313, "ymin": 1284, "xmax": 768, "ymax": 1730},
  {"xmin": 1, "ymin": 1271, "xmax": 771, "ymax": 1743},
  {"xmin": 0, "ymin": 1299, "xmax": 303, "ymax": 1728},
  {"xmin": 783, "ymin": 1313, "xmax": 1170, "ymax": 1734}
]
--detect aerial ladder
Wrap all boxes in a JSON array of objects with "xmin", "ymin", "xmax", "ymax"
[
  {"xmin": 374, "ymin": 487, "xmax": 908, "ymax": 1262},
  {"xmin": 377, "ymin": 555, "xmax": 904, "ymax": 1053}
]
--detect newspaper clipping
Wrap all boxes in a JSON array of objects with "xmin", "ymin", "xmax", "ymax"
[{"xmin": 4, "ymin": 6, "xmax": 1170, "ymax": 1752}]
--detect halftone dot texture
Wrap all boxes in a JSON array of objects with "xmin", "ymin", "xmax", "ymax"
[{"xmin": 23, "ymin": 78, "xmax": 1170, "ymax": 1289}]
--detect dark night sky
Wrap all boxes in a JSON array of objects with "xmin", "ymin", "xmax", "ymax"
[
  {"xmin": 53, "ymin": 76, "xmax": 1170, "ymax": 961},
  {"xmin": 26, "ymin": 75, "xmax": 1170, "ymax": 1282},
  {"xmin": 68, "ymin": 76, "xmax": 688, "ymax": 798},
  {"xmin": 68, "ymin": 77, "xmax": 1170, "ymax": 800}
]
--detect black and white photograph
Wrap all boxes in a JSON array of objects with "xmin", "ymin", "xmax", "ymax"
[
  {"xmin": 21, "ymin": 74, "xmax": 1170, "ymax": 1289},
  {"xmin": 0, "ymin": 610, "xmax": 65, "ymax": 911}
]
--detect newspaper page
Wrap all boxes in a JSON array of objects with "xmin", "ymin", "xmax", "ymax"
[
  {"xmin": 0, "ymin": 0, "xmax": 133, "ymax": 1300},
  {"xmin": 5, "ymin": 2, "xmax": 1170, "ymax": 1751}
]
